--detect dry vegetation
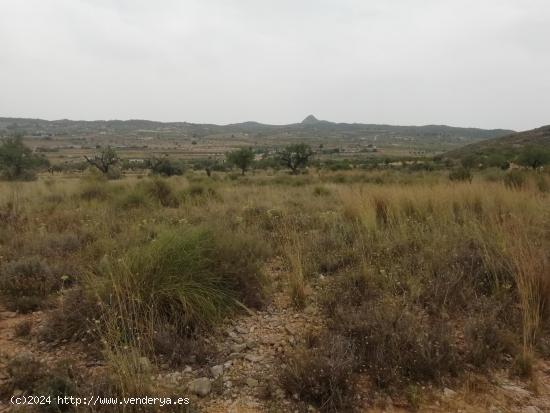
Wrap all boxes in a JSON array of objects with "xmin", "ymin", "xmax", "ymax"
[{"xmin": 1, "ymin": 168, "xmax": 549, "ymax": 412}]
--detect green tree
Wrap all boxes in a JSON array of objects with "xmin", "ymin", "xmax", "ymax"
[
  {"xmin": 516, "ymin": 147, "xmax": 550, "ymax": 170},
  {"xmin": 84, "ymin": 146, "xmax": 119, "ymax": 174},
  {"xmin": 0, "ymin": 137, "xmax": 49, "ymax": 180},
  {"xmin": 226, "ymin": 148, "xmax": 254, "ymax": 175},
  {"xmin": 460, "ymin": 154, "xmax": 478, "ymax": 169},
  {"xmin": 278, "ymin": 143, "xmax": 314, "ymax": 174},
  {"xmin": 147, "ymin": 157, "xmax": 184, "ymax": 176}
]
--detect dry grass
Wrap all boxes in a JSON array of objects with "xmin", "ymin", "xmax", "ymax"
[{"xmin": 1, "ymin": 169, "xmax": 549, "ymax": 410}]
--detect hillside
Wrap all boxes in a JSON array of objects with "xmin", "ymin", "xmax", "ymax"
[
  {"xmin": 0, "ymin": 116, "xmax": 513, "ymax": 143},
  {"xmin": 445, "ymin": 125, "xmax": 550, "ymax": 166}
]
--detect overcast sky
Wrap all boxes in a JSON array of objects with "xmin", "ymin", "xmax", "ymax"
[{"xmin": 0, "ymin": 0, "xmax": 549, "ymax": 130}]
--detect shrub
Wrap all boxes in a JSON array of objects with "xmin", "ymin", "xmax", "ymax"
[
  {"xmin": 106, "ymin": 165, "xmax": 122, "ymax": 180},
  {"xmin": 14, "ymin": 320, "xmax": 32, "ymax": 337},
  {"xmin": 536, "ymin": 175, "xmax": 550, "ymax": 193},
  {"xmin": 6, "ymin": 354, "xmax": 77, "ymax": 412},
  {"xmin": 33, "ymin": 362, "xmax": 78, "ymax": 413},
  {"xmin": 0, "ymin": 257, "xmax": 58, "ymax": 313},
  {"xmin": 7, "ymin": 352, "xmax": 45, "ymax": 390},
  {"xmin": 42, "ymin": 288, "xmax": 101, "ymax": 343},
  {"xmin": 449, "ymin": 168, "xmax": 473, "ymax": 183},
  {"xmin": 329, "ymin": 293, "xmax": 458, "ymax": 388},
  {"xmin": 464, "ymin": 309, "xmax": 518, "ymax": 367},
  {"xmin": 184, "ymin": 183, "xmax": 218, "ymax": 198},
  {"xmin": 115, "ymin": 187, "xmax": 152, "ymax": 210},
  {"xmin": 140, "ymin": 178, "xmax": 179, "ymax": 207},
  {"xmin": 280, "ymin": 335, "xmax": 356, "ymax": 412},
  {"xmin": 503, "ymin": 170, "xmax": 526, "ymax": 189},
  {"xmin": 79, "ymin": 180, "xmax": 110, "ymax": 201},
  {"xmin": 313, "ymin": 186, "xmax": 331, "ymax": 196},
  {"xmin": 149, "ymin": 158, "xmax": 184, "ymax": 176},
  {"xmin": 40, "ymin": 232, "xmax": 83, "ymax": 256}
]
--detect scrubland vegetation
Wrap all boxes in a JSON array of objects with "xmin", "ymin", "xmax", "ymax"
[{"xmin": 1, "ymin": 164, "xmax": 549, "ymax": 412}]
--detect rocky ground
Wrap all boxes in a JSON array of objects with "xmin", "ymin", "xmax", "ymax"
[{"xmin": 1, "ymin": 259, "xmax": 550, "ymax": 412}]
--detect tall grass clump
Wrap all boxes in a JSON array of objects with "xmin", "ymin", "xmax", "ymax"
[
  {"xmin": 506, "ymin": 224, "xmax": 550, "ymax": 371},
  {"xmin": 280, "ymin": 226, "xmax": 308, "ymax": 309},
  {"xmin": 94, "ymin": 225, "xmax": 268, "ymax": 352}
]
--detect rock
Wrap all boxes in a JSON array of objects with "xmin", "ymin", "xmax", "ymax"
[
  {"xmin": 443, "ymin": 387, "xmax": 457, "ymax": 398},
  {"xmin": 244, "ymin": 354, "xmax": 263, "ymax": 363},
  {"xmin": 246, "ymin": 378, "xmax": 259, "ymax": 387},
  {"xmin": 501, "ymin": 384, "xmax": 531, "ymax": 396},
  {"xmin": 236, "ymin": 326, "xmax": 248, "ymax": 334},
  {"xmin": 228, "ymin": 352, "xmax": 243, "ymax": 360},
  {"xmin": 188, "ymin": 377, "xmax": 211, "ymax": 397},
  {"xmin": 523, "ymin": 407, "xmax": 542, "ymax": 413},
  {"xmin": 210, "ymin": 365, "xmax": 223, "ymax": 378},
  {"xmin": 224, "ymin": 361, "xmax": 233, "ymax": 369},
  {"xmin": 231, "ymin": 343, "xmax": 247, "ymax": 353},
  {"xmin": 250, "ymin": 326, "xmax": 255, "ymax": 333},
  {"xmin": 183, "ymin": 365, "xmax": 193, "ymax": 374}
]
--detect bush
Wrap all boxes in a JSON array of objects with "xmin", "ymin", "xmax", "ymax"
[
  {"xmin": 0, "ymin": 257, "xmax": 58, "ymax": 313},
  {"xmin": 184, "ymin": 184, "xmax": 217, "ymax": 198},
  {"xmin": 449, "ymin": 168, "xmax": 473, "ymax": 183},
  {"xmin": 106, "ymin": 165, "xmax": 122, "ymax": 180},
  {"xmin": 6, "ymin": 354, "xmax": 77, "ymax": 412},
  {"xmin": 115, "ymin": 187, "xmax": 152, "ymax": 210},
  {"xmin": 149, "ymin": 158, "xmax": 184, "ymax": 176},
  {"xmin": 464, "ymin": 306, "xmax": 518, "ymax": 367},
  {"xmin": 7, "ymin": 352, "xmax": 44, "ymax": 390},
  {"xmin": 42, "ymin": 288, "xmax": 101, "ymax": 343},
  {"xmin": 79, "ymin": 180, "xmax": 110, "ymax": 201},
  {"xmin": 327, "ymin": 290, "xmax": 458, "ymax": 388},
  {"xmin": 14, "ymin": 320, "xmax": 32, "ymax": 337},
  {"xmin": 39, "ymin": 232, "xmax": 83, "ymax": 256},
  {"xmin": 280, "ymin": 335, "xmax": 356, "ymax": 412},
  {"xmin": 503, "ymin": 170, "xmax": 526, "ymax": 189},
  {"xmin": 313, "ymin": 186, "xmax": 331, "ymax": 196},
  {"xmin": 140, "ymin": 178, "xmax": 179, "ymax": 207}
]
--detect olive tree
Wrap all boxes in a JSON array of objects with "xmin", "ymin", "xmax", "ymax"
[
  {"xmin": 278, "ymin": 143, "xmax": 314, "ymax": 174},
  {"xmin": 0, "ymin": 136, "xmax": 49, "ymax": 180},
  {"xmin": 84, "ymin": 146, "xmax": 119, "ymax": 175},
  {"xmin": 226, "ymin": 148, "xmax": 255, "ymax": 175}
]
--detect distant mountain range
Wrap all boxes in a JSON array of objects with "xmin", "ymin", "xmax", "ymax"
[{"xmin": 0, "ymin": 116, "xmax": 514, "ymax": 143}]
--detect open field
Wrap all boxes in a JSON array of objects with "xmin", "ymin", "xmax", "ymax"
[{"xmin": 1, "ymin": 167, "xmax": 550, "ymax": 412}]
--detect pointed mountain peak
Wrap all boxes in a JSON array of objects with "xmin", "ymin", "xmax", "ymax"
[{"xmin": 301, "ymin": 114, "xmax": 320, "ymax": 124}]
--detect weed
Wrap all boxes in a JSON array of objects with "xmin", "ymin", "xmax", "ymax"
[
  {"xmin": 0, "ymin": 257, "xmax": 58, "ymax": 313},
  {"xmin": 280, "ymin": 335, "xmax": 356, "ymax": 412}
]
